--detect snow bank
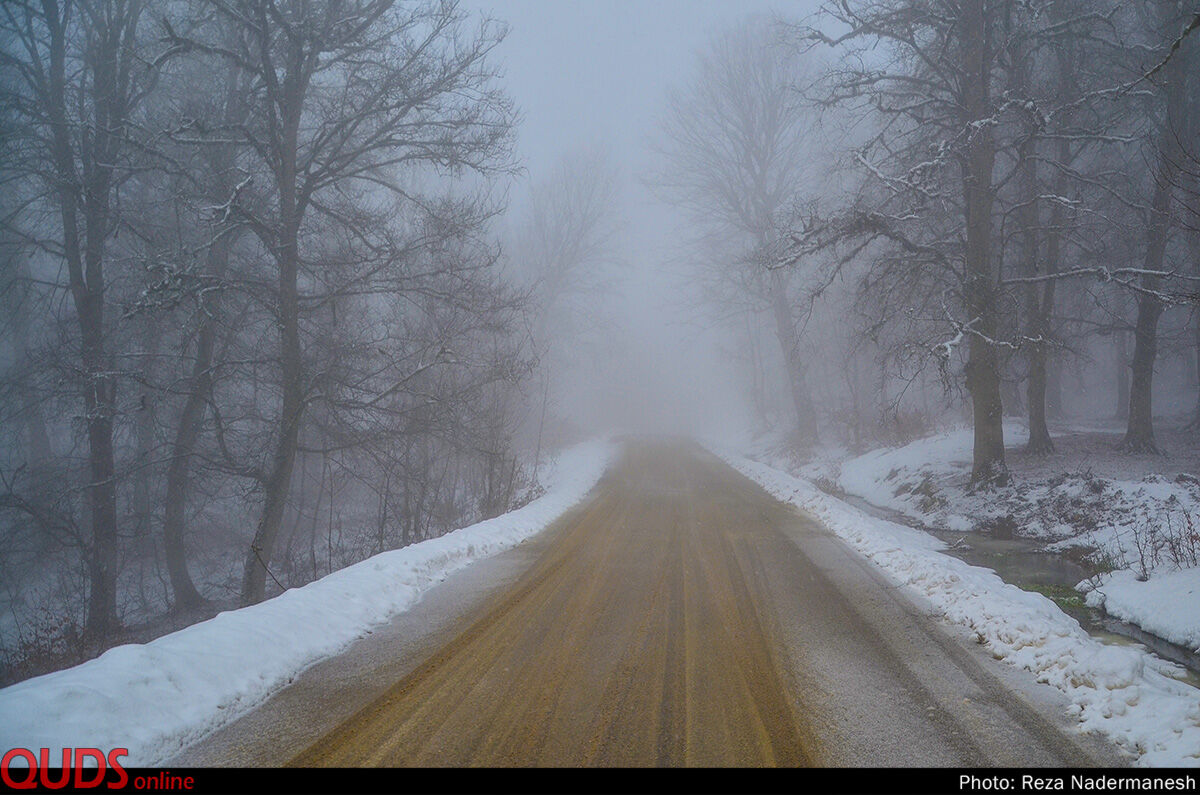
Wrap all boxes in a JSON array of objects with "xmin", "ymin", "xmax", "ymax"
[
  {"xmin": 1085, "ymin": 569, "xmax": 1200, "ymax": 654},
  {"xmin": 833, "ymin": 425, "xmax": 1200, "ymax": 656},
  {"xmin": 0, "ymin": 439, "xmax": 616, "ymax": 765},
  {"xmin": 838, "ymin": 426, "xmax": 978, "ymax": 517},
  {"xmin": 713, "ymin": 447, "xmax": 1200, "ymax": 767}
]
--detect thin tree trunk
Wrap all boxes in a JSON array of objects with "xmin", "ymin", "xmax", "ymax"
[
  {"xmin": 241, "ymin": 60, "xmax": 307, "ymax": 604},
  {"xmin": 1188, "ymin": 230, "xmax": 1200, "ymax": 431},
  {"xmin": 1124, "ymin": 288, "xmax": 1164, "ymax": 453},
  {"xmin": 163, "ymin": 58, "xmax": 246, "ymax": 611},
  {"xmin": 40, "ymin": 3, "xmax": 129, "ymax": 639},
  {"xmin": 1191, "ymin": 311, "xmax": 1200, "ymax": 431},
  {"xmin": 1121, "ymin": 9, "xmax": 1188, "ymax": 453},
  {"xmin": 768, "ymin": 270, "xmax": 819, "ymax": 446},
  {"xmin": 240, "ymin": 238, "xmax": 304, "ymax": 604},
  {"xmin": 1121, "ymin": 157, "xmax": 1176, "ymax": 451},
  {"xmin": 1020, "ymin": 51, "xmax": 1069, "ymax": 456},
  {"xmin": 961, "ymin": 0, "xmax": 1008, "ymax": 486},
  {"xmin": 162, "ymin": 234, "xmax": 237, "ymax": 611},
  {"xmin": 133, "ymin": 327, "xmax": 160, "ymax": 538},
  {"xmin": 1115, "ymin": 330, "xmax": 1131, "ymax": 421},
  {"xmin": 1026, "ymin": 221, "xmax": 1057, "ymax": 454},
  {"xmin": 79, "ymin": 299, "xmax": 120, "ymax": 638}
]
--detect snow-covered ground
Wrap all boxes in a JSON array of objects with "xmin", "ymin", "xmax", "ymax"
[
  {"xmin": 808, "ymin": 422, "xmax": 1200, "ymax": 654},
  {"xmin": 713, "ymin": 440, "xmax": 1200, "ymax": 766},
  {"xmin": 0, "ymin": 439, "xmax": 616, "ymax": 766}
]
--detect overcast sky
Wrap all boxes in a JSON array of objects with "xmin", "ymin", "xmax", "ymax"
[
  {"xmin": 461, "ymin": 0, "xmax": 822, "ymax": 179},
  {"xmin": 457, "ymin": 0, "xmax": 825, "ymax": 435}
]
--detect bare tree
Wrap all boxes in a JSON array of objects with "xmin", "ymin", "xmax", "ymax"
[
  {"xmin": 1120, "ymin": 2, "xmax": 1197, "ymax": 451},
  {"xmin": 514, "ymin": 148, "xmax": 620, "ymax": 471},
  {"xmin": 650, "ymin": 17, "xmax": 823, "ymax": 445},
  {"xmin": 0, "ymin": 0, "xmax": 168, "ymax": 637},
  {"xmin": 790, "ymin": 0, "xmax": 1013, "ymax": 484},
  {"xmin": 165, "ymin": 0, "xmax": 516, "ymax": 604}
]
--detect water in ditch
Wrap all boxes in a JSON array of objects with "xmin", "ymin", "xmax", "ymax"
[{"xmin": 837, "ymin": 492, "xmax": 1200, "ymax": 688}]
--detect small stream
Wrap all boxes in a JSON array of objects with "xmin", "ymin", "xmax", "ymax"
[{"xmin": 835, "ymin": 491, "xmax": 1200, "ymax": 688}]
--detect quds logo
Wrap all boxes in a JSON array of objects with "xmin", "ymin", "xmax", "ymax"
[{"xmin": 0, "ymin": 748, "xmax": 129, "ymax": 790}]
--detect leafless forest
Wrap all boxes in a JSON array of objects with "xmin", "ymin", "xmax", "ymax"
[{"xmin": 1, "ymin": 0, "xmax": 1197, "ymax": 685}]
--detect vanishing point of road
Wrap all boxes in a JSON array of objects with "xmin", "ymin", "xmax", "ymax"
[{"xmin": 177, "ymin": 440, "xmax": 1123, "ymax": 767}]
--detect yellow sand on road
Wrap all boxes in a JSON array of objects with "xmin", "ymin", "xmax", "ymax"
[
  {"xmin": 291, "ymin": 442, "xmax": 816, "ymax": 766},
  {"xmin": 269, "ymin": 439, "xmax": 1117, "ymax": 768}
]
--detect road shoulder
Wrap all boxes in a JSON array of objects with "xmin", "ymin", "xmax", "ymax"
[{"xmin": 167, "ymin": 501, "xmax": 586, "ymax": 766}]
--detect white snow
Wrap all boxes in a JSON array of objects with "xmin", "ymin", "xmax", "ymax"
[
  {"xmin": 712, "ymin": 445, "xmax": 1200, "ymax": 767},
  {"xmin": 838, "ymin": 426, "xmax": 978, "ymax": 517},
  {"xmin": 0, "ymin": 439, "xmax": 615, "ymax": 766},
  {"xmin": 1085, "ymin": 569, "xmax": 1200, "ymax": 654},
  {"xmin": 828, "ymin": 424, "xmax": 1200, "ymax": 655}
]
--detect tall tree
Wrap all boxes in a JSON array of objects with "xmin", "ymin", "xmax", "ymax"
[
  {"xmin": 165, "ymin": 0, "xmax": 515, "ymax": 604},
  {"xmin": 796, "ymin": 0, "xmax": 1012, "ymax": 484},
  {"xmin": 1120, "ymin": 1, "xmax": 1195, "ymax": 452},
  {"xmin": 651, "ymin": 17, "xmax": 823, "ymax": 445},
  {"xmin": 1, "ymin": 0, "xmax": 162, "ymax": 638}
]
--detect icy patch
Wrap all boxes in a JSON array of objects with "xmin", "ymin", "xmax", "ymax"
[
  {"xmin": 0, "ymin": 439, "xmax": 616, "ymax": 765},
  {"xmin": 713, "ymin": 447, "xmax": 1200, "ymax": 767}
]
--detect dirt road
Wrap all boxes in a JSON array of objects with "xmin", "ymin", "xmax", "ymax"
[{"xmin": 272, "ymin": 440, "xmax": 1118, "ymax": 767}]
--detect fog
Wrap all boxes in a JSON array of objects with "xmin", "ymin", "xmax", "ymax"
[
  {"xmin": 1, "ymin": 0, "xmax": 1197, "ymax": 677},
  {"xmin": 463, "ymin": 0, "xmax": 816, "ymax": 439}
]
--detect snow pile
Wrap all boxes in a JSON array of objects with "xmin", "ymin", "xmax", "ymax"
[
  {"xmin": 838, "ymin": 426, "xmax": 978, "ymax": 523},
  {"xmin": 714, "ymin": 447, "xmax": 1200, "ymax": 766},
  {"xmin": 0, "ymin": 439, "xmax": 616, "ymax": 765},
  {"xmin": 833, "ymin": 425, "xmax": 1200, "ymax": 653},
  {"xmin": 1085, "ymin": 569, "xmax": 1200, "ymax": 654}
]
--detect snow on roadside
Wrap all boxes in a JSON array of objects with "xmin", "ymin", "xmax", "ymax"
[
  {"xmin": 712, "ymin": 446, "xmax": 1200, "ymax": 766},
  {"xmin": 0, "ymin": 439, "xmax": 616, "ymax": 766},
  {"xmin": 833, "ymin": 424, "xmax": 1200, "ymax": 654},
  {"xmin": 1085, "ymin": 569, "xmax": 1200, "ymax": 654}
]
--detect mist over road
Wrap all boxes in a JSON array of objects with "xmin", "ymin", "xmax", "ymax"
[{"xmin": 183, "ymin": 440, "xmax": 1119, "ymax": 767}]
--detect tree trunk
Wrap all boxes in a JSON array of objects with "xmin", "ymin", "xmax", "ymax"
[
  {"xmin": 241, "ymin": 60, "xmax": 306, "ymax": 604},
  {"xmin": 7, "ymin": 249, "xmax": 55, "ymax": 469},
  {"xmin": 41, "ymin": 2, "xmax": 127, "ymax": 639},
  {"xmin": 1019, "ymin": 52, "xmax": 1070, "ymax": 456},
  {"xmin": 1187, "ymin": 230, "xmax": 1200, "ymax": 432},
  {"xmin": 163, "ymin": 61, "xmax": 245, "ymax": 611},
  {"xmin": 80, "ymin": 306, "xmax": 120, "ymax": 639},
  {"xmin": 1191, "ymin": 310, "xmax": 1200, "ymax": 431},
  {"xmin": 162, "ymin": 234, "xmax": 236, "ymax": 611},
  {"xmin": 961, "ymin": 0, "xmax": 1008, "ymax": 486},
  {"xmin": 1024, "ymin": 238, "xmax": 1057, "ymax": 454},
  {"xmin": 768, "ymin": 270, "xmax": 820, "ymax": 446},
  {"xmin": 1188, "ymin": 202, "xmax": 1200, "ymax": 432},
  {"xmin": 1122, "ymin": 153, "xmax": 1180, "ymax": 449},
  {"xmin": 1123, "ymin": 286, "xmax": 1164, "ymax": 453},
  {"xmin": 1025, "ymin": 266, "xmax": 1057, "ymax": 454},
  {"xmin": 133, "ymin": 327, "xmax": 160, "ymax": 538},
  {"xmin": 241, "ymin": 298, "xmax": 303, "ymax": 605},
  {"xmin": 1115, "ymin": 330, "xmax": 1130, "ymax": 421},
  {"xmin": 1121, "ymin": 6, "xmax": 1189, "ymax": 453}
]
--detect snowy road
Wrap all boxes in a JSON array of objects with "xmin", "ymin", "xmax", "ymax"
[{"xmin": 179, "ymin": 440, "xmax": 1123, "ymax": 766}]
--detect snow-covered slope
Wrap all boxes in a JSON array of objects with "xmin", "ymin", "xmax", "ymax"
[
  {"xmin": 714, "ymin": 446, "xmax": 1200, "ymax": 766},
  {"xmin": 830, "ymin": 425, "xmax": 1200, "ymax": 655},
  {"xmin": 0, "ymin": 439, "xmax": 616, "ymax": 766},
  {"xmin": 1086, "ymin": 569, "xmax": 1200, "ymax": 654}
]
